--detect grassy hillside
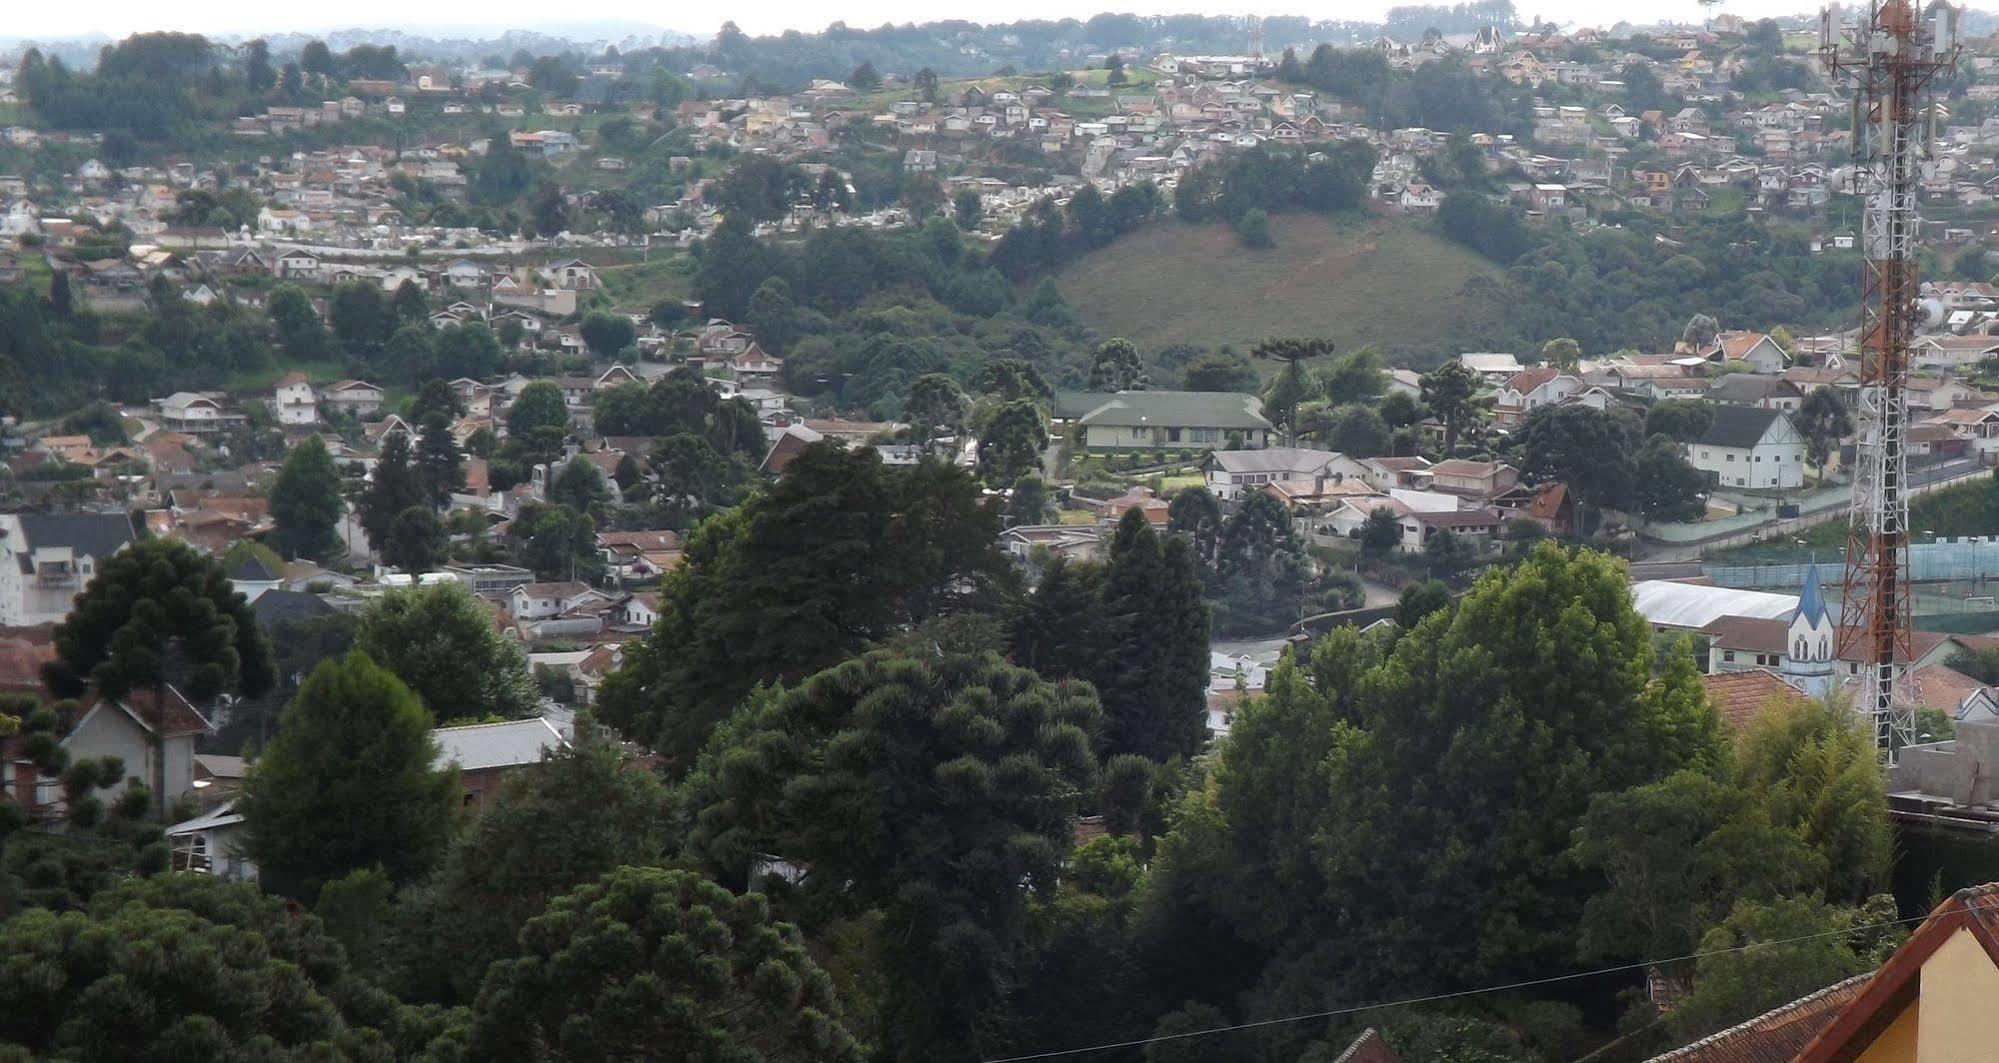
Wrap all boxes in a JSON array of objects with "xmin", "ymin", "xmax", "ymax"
[
  {"xmin": 1709, "ymin": 476, "xmax": 1999, "ymax": 563},
  {"xmin": 1050, "ymin": 213, "xmax": 1508, "ymax": 364}
]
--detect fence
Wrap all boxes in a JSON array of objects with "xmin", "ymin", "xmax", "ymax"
[{"xmin": 1708, "ymin": 536, "xmax": 1999, "ymax": 590}]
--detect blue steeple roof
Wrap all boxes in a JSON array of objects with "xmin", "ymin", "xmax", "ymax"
[{"xmin": 1796, "ymin": 563, "xmax": 1832, "ymax": 626}]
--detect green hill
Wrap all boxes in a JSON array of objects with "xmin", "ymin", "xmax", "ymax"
[{"xmin": 1050, "ymin": 213, "xmax": 1507, "ymax": 364}]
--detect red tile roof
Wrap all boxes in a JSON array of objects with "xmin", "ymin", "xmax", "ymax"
[
  {"xmin": 1702, "ymin": 670, "xmax": 1810, "ymax": 733},
  {"xmin": 1648, "ymin": 972, "xmax": 1869, "ymax": 1061},
  {"xmin": 1796, "ymin": 884, "xmax": 1999, "ymax": 1061},
  {"xmin": 1331, "ymin": 1028, "xmax": 1402, "ymax": 1063}
]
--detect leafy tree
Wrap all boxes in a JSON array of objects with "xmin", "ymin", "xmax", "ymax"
[
  {"xmin": 954, "ymin": 187, "xmax": 983, "ymax": 229},
  {"xmin": 355, "ymin": 581, "xmax": 538, "ymax": 723},
  {"xmin": 359, "ymin": 431, "xmax": 424, "ymax": 552},
  {"xmin": 1235, "ymin": 207, "xmax": 1273, "ymax": 249},
  {"xmin": 1176, "ymin": 545, "xmax": 1726, "ymax": 998},
  {"xmin": 599, "ymin": 446, "xmax": 1012, "ymax": 772},
  {"xmin": 397, "ymin": 724, "xmax": 670, "ymax": 1002},
  {"xmin": 848, "ymin": 59, "xmax": 882, "ymax": 90},
  {"xmin": 1320, "ymin": 403, "xmax": 1391, "ymax": 458},
  {"xmin": 905, "ymin": 373, "xmax": 969, "ymax": 448},
  {"xmin": 901, "ymin": 175, "xmax": 946, "ymax": 220},
  {"xmin": 411, "ymin": 378, "xmax": 465, "ymax": 424},
  {"xmin": 1645, "ymin": 398, "xmax": 1715, "ymax": 443},
  {"xmin": 415, "ymin": 413, "xmax": 463, "ymax": 508},
  {"xmin": 1521, "ymin": 405, "xmax": 1638, "ymax": 532},
  {"xmin": 1542, "ymin": 337, "xmax": 1581, "ymax": 371},
  {"xmin": 48, "ymin": 537, "xmax": 275, "ymax": 818},
  {"xmin": 676, "ymin": 650, "xmax": 1098, "ymax": 1062},
  {"xmin": 1571, "ymin": 770, "xmax": 1826, "ymax": 967},
  {"xmin": 1360, "ymin": 505, "xmax": 1402, "ymax": 554},
  {"xmin": 330, "ymin": 281, "xmax": 394, "ymax": 355},
  {"xmin": 509, "ymin": 502, "xmax": 604, "ymax": 583},
  {"xmin": 1682, "ymin": 313, "xmax": 1721, "ymax": 353},
  {"xmin": 270, "ymin": 434, "xmax": 344, "ymax": 560},
  {"xmin": 914, "ymin": 66, "xmax": 940, "ymax": 101},
  {"xmin": 391, "ymin": 278, "xmax": 428, "ymax": 322},
  {"xmin": 1632, "ymin": 433, "xmax": 1709, "ymax": 522},
  {"xmin": 530, "ymin": 181, "xmax": 567, "ymax": 238},
  {"xmin": 1734, "ymin": 698, "xmax": 1894, "ymax": 903},
  {"xmin": 268, "ymin": 283, "xmax": 331, "ymax": 357},
  {"xmin": 1670, "ymin": 893, "xmax": 1902, "ymax": 1042},
  {"xmin": 1167, "ymin": 485, "xmax": 1223, "ymax": 564},
  {"xmin": 505, "ymin": 380, "xmax": 569, "ymax": 460},
  {"xmin": 384, "ymin": 506, "xmax": 445, "ymax": 574},
  {"xmin": 550, "ymin": 456, "xmax": 613, "ymax": 517},
  {"xmin": 1088, "ymin": 338, "xmax": 1148, "ymax": 392},
  {"xmin": 977, "ymin": 398, "xmax": 1048, "ymax": 487},
  {"xmin": 1423, "ymin": 528, "xmax": 1477, "ymax": 582},
  {"xmin": 1797, "ymin": 386, "xmax": 1853, "ymax": 482},
  {"xmin": 1317, "ymin": 346, "xmax": 1387, "ymax": 406},
  {"xmin": 1394, "ymin": 579, "xmax": 1452, "ymax": 629},
  {"xmin": 580, "ymin": 310, "xmax": 637, "ymax": 356},
  {"xmin": 1419, "ymin": 359, "xmax": 1479, "ymax": 457},
  {"xmin": 468, "ymin": 867, "xmax": 864, "ymax": 1061},
  {"xmin": 1008, "ymin": 473, "xmax": 1051, "ymax": 525},
  {"xmin": 1181, "ymin": 350, "xmax": 1256, "ymax": 392},
  {"xmin": 240, "ymin": 651, "xmax": 457, "ymax": 899}
]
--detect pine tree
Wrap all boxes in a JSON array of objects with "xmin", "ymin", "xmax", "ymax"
[
  {"xmin": 1099, "ymin": 510, "xmax": 1210, "ymax": 761},
  {"xmin": 414, "ymin": 413, "xmax": 463, "ymax": 509},
  {"xmin": 360, "ymin": 431, "xmax": 424, "ymax": 551},
  {"xmin": 270, "ymin": 435, "xmax": 344, "ymax": 560}
]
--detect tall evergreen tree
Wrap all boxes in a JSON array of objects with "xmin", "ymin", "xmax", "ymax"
[
  {"xmin": 270, "ymin": 434, "xmax": 344, "ymax": 560},
  {"xmin": 239, "ymin": 651, "xmax": 457, "ymax": 900},
  {"xmin": 1098, "ymin": 510, "xmax": 1210, "ymax": 761},
  {"xmin": 360, "ymin": 431, "xmax": 424, "ymax": 551},
  {"xmin": 414, "ymin": 412, "xmax": 463, "ymax": 509}
]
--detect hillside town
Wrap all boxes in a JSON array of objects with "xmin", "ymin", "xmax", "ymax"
[{"xmin": 14, "ymin": 6, "xmax": 1999, "ymax": 1062}]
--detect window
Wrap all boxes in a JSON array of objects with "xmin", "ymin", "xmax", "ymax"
[
  {"xmin": 1723, "ymin": 650, "xmax": 1736, "ymax": 662},
  {"xmin": 1727, "ymin": 454, "xmax": 1735, "ymax": 462}
]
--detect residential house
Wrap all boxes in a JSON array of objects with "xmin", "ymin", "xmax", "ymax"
[
  {"xmin": 433, "ymin": 718, "xmax": 567, "ymax": 811},
  {"xmin": 64, "ymin": 687, "xmax": 213, "ymax": 810},
  {"xmin": 1707, "ymin": 373, "xmax": 1804, "ymax": 413},
  {"xmin": 0, "ymin": 512, "xmax": 137, "ymax": 625},
  {"xmin": 165, "ymin": 799, "xmax": 256, "ymax": 881},
  {"xmin": 1459, "ymin": 352, "xmax": 1524, "ymax": 384},
  {"xmin": 1205, "ymin": 448, "xmax": 1365, "ymax": 500},
  {"xmin": 1492, "ymin": 368, "xmax": 1583, "ymax": 429},
  {"xmin": 1061, "ymin": 390, "xmax": 1275, "ymax": 450},
  {"xmin": 597, "ymin": 530, "xmax": 682, "ymax": 583},
  {"xmin": 1688, "ymin": 406, "xmax": 1805, "ymax": 490},
  {"xmin": 271, "ymin": 371, "xmax": 318, "ymax": 426},
  {"xmin": 152, "ymin": 392, "xmax": 245, "ymax": 434},
  {"xmin": 319, "ymin": 380, "xmax": 385, "ymax": 417},
  {"xmin": 1424, "ymin": 459, "xmax": 1520, "ymax": 499},
  {"xmin": 1920, "ymin": 407, "xmax": 1999, "ymax": 458},
  {"xmin": 1709, "ymin": 330, "xmax": 1789, "ymax": 372}
]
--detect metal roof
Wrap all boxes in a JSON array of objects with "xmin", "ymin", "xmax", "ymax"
[
  {"xmin": 432, "ymin": 717, "xmax": 566, "ymax": 773},
  {"xmin": 1631, "ymin": 580, "xmax": 1798, "ymax": 630}
]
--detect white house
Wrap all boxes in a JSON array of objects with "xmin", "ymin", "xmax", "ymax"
[
  {"xmin": 319, "ymin": 380, "xmax": 385, "ymax": 417},
  {"xmin": 1206, "ymin": 447, "xmax": 1366, "ymax": 500},
  {"xmin": 153, "ymin": 392, "xmax": 244, "ymax": 434},
  {"xmin": 64, "ymin": 687, "xmax": 212, "ymax": 810},
  {"xmin": 1711, "ymin": 330, "xmax": 1789, "ymax": 372},
  {"xmin": 166, "ymin": 799, "xmax": 257, "ymax": 881},
  {"xmin": 271, "ymin": 371, "xmax": 318, "ymax": 426},
  {"xmin": 1688, "ymin": 406, "xmax": 1805, "ymax": 490},
  {"xmin": 1491, "ymin": 368, "xmax": 1582, "ymax": 429},
  {"xmin": 0, "ymin": 512, "xmax": 137, "ymax": 625}
]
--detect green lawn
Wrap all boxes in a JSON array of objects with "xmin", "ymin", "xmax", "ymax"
[
  {"xmin": 1049, "ymin": 213, "xmax": 1506, "ymax": 363},
  {"xmin": 597, "ymin": 257, "xmax": 695, "ymax": 311}
]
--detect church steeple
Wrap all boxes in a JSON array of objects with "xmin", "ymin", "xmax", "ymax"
[{"xmin": 1783, "ymin": 564, "xmax": 1837, "ymax": 698}]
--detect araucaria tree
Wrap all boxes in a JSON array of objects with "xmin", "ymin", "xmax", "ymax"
[
  {"xmin": 48, "ymin": 537, "xmax": 275, "ymax": 818},
  {"xmin": 239, "ymin": 651, "xmax": 458, "ymax": 899},
  {"xmin": 675, "ymin": 649, "xmax": 1100, "ymax": 1062},
  {"xmin": 467, "ymin": 866, "xmax": 866, "ymax": 1062}
]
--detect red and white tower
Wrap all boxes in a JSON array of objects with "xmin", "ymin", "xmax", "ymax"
[{"xmin": 1821, "ymin": 1, "xmax": 1958, "ymax": 757}]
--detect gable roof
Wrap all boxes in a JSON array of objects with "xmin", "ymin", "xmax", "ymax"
[
  {"xmin": 1331, "ymin": 1027, "xmax": 1402, "ymax": 1063},
  {"xmin": 432, "ymin": 717, "xmax": 566, "ymax": 772},
  {"xmin": 13, "ymin": 513, "xmax": 138, "ymax": 573},
  {"xmin": 1701, "ymin": 669, "xmax": 1809, "ymax": 732},
  {"xmin": 1795, "ymin": 884, "xmax": 1999, "ymax": 1061},
  {"xmin": 1699, "ymin": 405, "xmax": 1787, "ymax": 449},
  {"xmin": 1708, "ymin": 374, "xmax": 1801, "ymax": 403},
  {"xmin": 1209, "ymin": 447, "xmax": 1342, "ymax": 475},
  {"xmin": 1648, "ymin": 971, "xmax": 1870, "ymax": 1061},
  {"xmin": 1073, "ymin": 390, "xmax": 1273, "ymax": 431}
]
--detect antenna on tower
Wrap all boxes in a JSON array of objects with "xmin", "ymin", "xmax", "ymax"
[
  {"xmin": 1821, "ymin": 0, "xmax": 1959, "ymax": 761},
  {"xmin": 1248, "ymin": 15, "xmax": 1265, "ymax": 60}
]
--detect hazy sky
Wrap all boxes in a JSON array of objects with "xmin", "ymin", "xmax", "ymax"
[{"xmin": 6, "ymin": 0, "xmax": 1829, "ymax": 44}]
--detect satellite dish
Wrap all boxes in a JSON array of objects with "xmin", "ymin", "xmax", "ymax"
[{"xmin": 1919, "ymin": 297, "xmax": 1946, "ymax": 328}]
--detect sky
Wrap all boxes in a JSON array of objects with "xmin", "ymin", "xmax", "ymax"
[{"xmin": 3, "ymin": 0, "xmax": 1843, "ymax": 46}]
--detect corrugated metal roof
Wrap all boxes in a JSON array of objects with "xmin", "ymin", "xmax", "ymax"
[
  {"xmin": 1632, "ymin": 580, "xmax": 1798, "ymax": 629},
  {"xmin": 432, "ymin": 718, "xmax": 565, "ymax": 772}
]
